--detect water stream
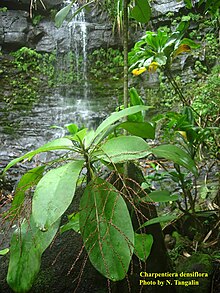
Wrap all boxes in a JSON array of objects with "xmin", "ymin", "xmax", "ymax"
[{"xmin": 0, "ymin": 3, "xmax": 119, "ymax": 183}]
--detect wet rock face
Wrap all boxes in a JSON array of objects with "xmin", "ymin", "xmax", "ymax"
[
  {"xmin": 0, "ymin": 10, "xmax": 29, "ymax": 49},
  {"xmin": 152, "ymin": 0, "xmax": 185, "ymax": 15},
  {"xmin": 1, "ymin": 0, "xmax": 63, "ymax": 10},
  {"xmin": 0, "ymin": 0, "xmax": 189, "ymax": 53}
]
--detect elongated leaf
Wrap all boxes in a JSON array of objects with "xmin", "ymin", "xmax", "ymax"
[
  {"xmin": 9, "ymin": 166, "xmax": 45, "ymax": 218},
  {"xmin": 7, "ymin": 217, "xmax": 59, "ymax": 293},
  {"xmin": 119, "ymin": 121, "xmax": 155, "ymax": 139},
  {"xmin": 33, "ymin": 160, "xmax": 84, "ymax": 230},
  {"xmin": 131, "ymin": 0, "xmax": 151, "ymax": 23},
  {"xmin": 79, "ymin": 178, "xmax": 134, "ymax": 281},
  {"xmin": 3, "ymin": 138, "xmax": 73, "ymax": 173},
  {"xmin": 55, "ymin": 1, "xmax": 73, "ymax": 28},
  {"xmin": 152, "ymin": 144, "xmax": 198, "ymax": 176},
  {"xmin": 141, "ymin": 190, "xmax": 179, "ymax": 203},
  {"xmin": 139, "ymin": 215, "xmax": 177, "ymax": 229},
  {"xmin": 134, "ymin": 233, "xmax": 153, "ymax": 261},
  {"xmin": 93, "ymin": 105, "xmax": 151, "ymax": 144},
  {"xmin": 99, "ymin": 136, "xmax": 150, "ymax": 163},
  {"xmin": 0, "ymin": 248, "xmax": 9, "ymax": 256},
  {"xmin": 128, "ymin": 88, "xmax": 145, "ymax": 122}
]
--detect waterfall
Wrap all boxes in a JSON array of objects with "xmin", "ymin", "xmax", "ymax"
[
  {"xmin": 66, "ymin": 1, "xmax": 87, "ymax": 82},
  {"xmin": 55, "ymin": 1, "xmax": 88, "ymax": 85}
]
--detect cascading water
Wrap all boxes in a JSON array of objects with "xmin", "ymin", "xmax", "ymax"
[
  {"xmin": 63, "ymin": 0, "xmax": 87, "ymax": 82},
  {"xmin": 0, "ymin": 1, "xmax": 117, "ymax": 184}
]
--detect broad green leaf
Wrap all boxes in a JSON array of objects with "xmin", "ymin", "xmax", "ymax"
[
  {"xmin": 93, "ymin": 105, "xmax": 151, "ymax": 143},
  {"xmin": 79, "ymin": 177, "xmax": 134, "ymax": 281},
  {"xmin": 134, "ymin": 233, "xmax": 153, "ymax": 261},
  {"xmin": 33, "ymin": 160, "xmax": 84, "ymax": 230},
  {"xmin": 151, "ymin": 144, "xmax": 198, "ymax": 176},
  {"xmin": 139, "ymin": 215, "xmax": 177, "ymax": 229},
  {"xmin": 0, "ymin": 248, "xmax": 9, "ymax": 255},
  {"xmin": 60, "ymin": 212, "xmax": 80, "ymax": 234},
  {"xmin": 7, "ymin": 217, "xmax": 59, "ymax": 293},
  {"xmin": 141, "ymin": 190, "xmax": 179, "ymax": 203},
  {"xmin": 131, "ymin": 0, "xmax": 151, "ymax": 23},
  {"xmin": 9, "ymin": 166, "xmax": 45, "ymax": 218},
  {"xmin": 55, "ymin": 1, "xmax": 74, "ymax": 28},
  {"xmin": 3, "ymin": 138, "xmax": 73, "ymax": 173},
  {"xmin": 119, "ymin": 121, "xmax": 155, "ymax": 139},
  {"xmin": 99, "ymin": 136, "xmax": 150, "ymax": 163}
]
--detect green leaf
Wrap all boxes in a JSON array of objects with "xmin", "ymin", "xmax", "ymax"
[
  {"xmin": 9, "ymin": 166, "xmax": 45, "ymax": 219},
  {"xmin": 7, "ymin": 217, "xmax": 59, "ymax": 293},
  {"xmin": 0, "ymin": 248, "xmax": 9, "ymax": 256},
  {"xmin": 184, "ymin": 0, "xmax": 193, "ymax": 9},
  {"xmin": 119, "ymin": 121, "xmax": 155, "ymax": 139},
  {"xmin": 128, "ymin": 88, "xmax": 145, "ymax": 122},
  {"xmin": 65, "ymin": 123, "xmax": 78, "ymax": 134},
  {"xmin": 3, "ymin": 138, "xmax": 73, "ymax": 173},
  {"xmin": 60, "ymin": 212, "xmax": 80, "ymax": 233},
  {"xmin": 151, "ymin": 144, "xmax": 198, "ymax": 176},
  {"xmin": 131, "ymin": 0, "xmax": 151, "ymax": 23},
  {"xmin": 32, "ymin": 160, "xmax": 84, "ymax": 230},
  {"xmin": 55, "ymin": 1, "xmax": 74, "ymax": 28},
  {"xmin": 139, "ymin": 215, "xmax": 177, "ymax": 229},
  {"xmin": 71, "ymin": 128, "xmax": 88, "ymax": 143},
  {"xmin": 134, "ymin": 233, "xmax": 153, "ymax": 261},
  {"xmin": 93, "ymin": 105, "xmax": 151, "ymax": 144},
  {"xmin": 141, "ymin": 190, "xmax": 179, "ymax": 203},
  {"xmin": 180, "ymin": 38, "xmax": 200, "ymax": 49},
  {"xmin": 99, "ymin": 136, "xmax": 151, "ymax": 163},
  {"xmin": 79, "ymin": 178, "xmax": 134, "ymax": 281}
]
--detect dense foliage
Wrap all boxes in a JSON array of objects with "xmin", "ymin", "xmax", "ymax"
[{"xmin": 0, "ymin": 0, "xmax": 219, "ymax": 292}]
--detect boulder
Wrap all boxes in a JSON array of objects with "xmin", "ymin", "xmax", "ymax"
[{"xmin": 0, "ymin": 10, "xmax": 29, "ymax": 48}]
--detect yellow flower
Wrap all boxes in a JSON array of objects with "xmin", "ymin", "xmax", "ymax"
[
  {"xmin": 173, "ymin": 44, "xmax": 191, "ymax": 58},
  {"xmin": 177, "ymin": 131, "xmax": 187, "ymax": 141},
  {"xmin": 148, "ymin": 62, "xmax": 159, "ymax": 73},
  {"xmin": 132, "ymin": 67, "xmax": 147, "ymax": 76}
]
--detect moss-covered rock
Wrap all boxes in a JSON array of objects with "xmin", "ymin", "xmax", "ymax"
[{"xmin": 175, "ymin": 253, "xmax": 213, "ymax": 293}]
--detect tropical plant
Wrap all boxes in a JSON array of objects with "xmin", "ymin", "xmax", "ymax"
[
  {"xmin": 128, "ymin": 22, "xmax": 200, "ymax": 105},
  {"xmin": 2, "ymin": 103, "xmax": 199, "ymax": 292}
]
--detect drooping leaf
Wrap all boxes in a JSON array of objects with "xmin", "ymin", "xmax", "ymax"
[
  {"xmin": 134, "ymin": 233, "xmax": 153, "ymax": 261},
  {"xmin": 7, "ymin": 217, "xmax": 59, "ymax": 293},
  {"xmin": 79, "ymin": 177, "xmax": 134, "ymax": 281},
  {"xmin": 93, "ymin": 105, "xmax": 151, "ymax": 144},
  {"xmin": 0, "ymin": 248, "xmax": 9, "ymax": 256},
  {"xmin": 119, "ymin": 121, "xmax": 155, "ymax": 139},
  {"xmin": 3, "ymin": 138, "xmax": 73, "ymax": 173},
  {"xmin": 32, "ymin": 160, "xmax": 84, "ymax": 230},
  {"xmin": 55, "ymin": 1, "xmax": 74, "ymax": 28},
  {"xmin": 139, "ymin": 215, "xmax": 177, "ymax": 229},
  {"xmin": 60, "ymin": 212, "xmax": 80, "ymax": 233},
  {"xmin": 141, "ymin": 190, "xmax": 179, "ymax": 203},
  {"xmin": 98, "ymin": 136, "xmax": 151, "ymax": 163},
  {"xmin": 9, "ymin": 166, "xmax": 45, "ymax": 219},
  {"xmin": 152, "ymin": 144, "xmax": 198, "ymax": 176},
  {"xmin": 131, "ymin": 0, "xmax": 151, "ymax": 23}
]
